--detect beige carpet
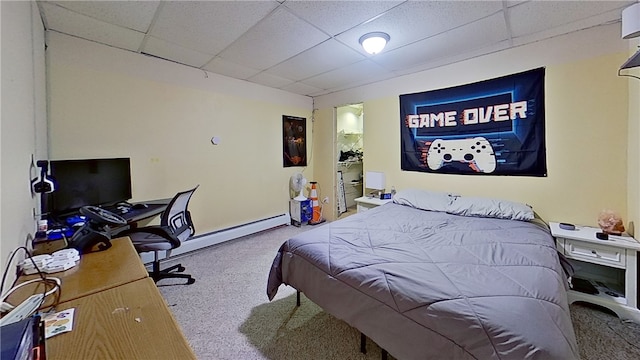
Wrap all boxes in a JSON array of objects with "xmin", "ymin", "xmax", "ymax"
[{"xmin": 158, "ymin": 224, "xmax": 640, "ymax": 360}]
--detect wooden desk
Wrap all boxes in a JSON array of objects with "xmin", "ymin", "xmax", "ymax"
[
  {"xmin": 4, "ymin": 235, "xmax": 195, "ymax": 359},
  {"xmin": 121, "ymin": 199, "xmax": 171, "ymax": 225},
  {"xmin": 46, "ymin": 277, "xmax": 196, "ymax": 360},
  {"xmin": 9, "ymin": 237, "xmax": 148, "ymax": 307}
]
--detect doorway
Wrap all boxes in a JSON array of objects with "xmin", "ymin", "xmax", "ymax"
[{"xmin": 336, "ymin": 103, "xmax": 363, "ymax": 217}]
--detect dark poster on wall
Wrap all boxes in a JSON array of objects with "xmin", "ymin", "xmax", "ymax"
[
  {"xmin": 283, "ymin": 115, "xmax": 307, "ymax": 167},
  {"xmin": 400, "ymin": 68, "xmax": 547, "ymax": 177}
]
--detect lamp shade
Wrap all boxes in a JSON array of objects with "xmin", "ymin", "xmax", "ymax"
[
  {"xmin": 365, "ymin": 171, "xmax": 386, "ymax": 191},
  {"xmin": 622, "ymin": 2, "xmax": 640, "ymax": 39},
  {"xmin": 359, "ymin": 32, "xmax": 390, "ymax": 55}
]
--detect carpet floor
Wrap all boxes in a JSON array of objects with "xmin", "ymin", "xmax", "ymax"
[{"xmin": 158, "ymin": 224, "xmax": 640, "ymax": 360}]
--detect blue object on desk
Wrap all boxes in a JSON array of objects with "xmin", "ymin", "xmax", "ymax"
[
  {"xmin": 47, "ymin": 227, "xmax": 74, "ymax": 240},
  {"xmin": 65, "ymin": 215, "xmax": 87, "ymax": 227}
]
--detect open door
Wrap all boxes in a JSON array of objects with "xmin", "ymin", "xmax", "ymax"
[{"xmin": 336, "ymin": 103, "xmax": 363, "ymax": 216}]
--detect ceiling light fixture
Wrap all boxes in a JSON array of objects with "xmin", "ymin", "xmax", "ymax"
[{"xmin": 359, "ymin": 32, "xmax": 390, "ymax": 55}]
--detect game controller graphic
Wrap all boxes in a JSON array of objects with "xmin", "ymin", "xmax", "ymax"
[{"xmin": 426, "ymin": 137, "xmax": 496, "ymax": 173}]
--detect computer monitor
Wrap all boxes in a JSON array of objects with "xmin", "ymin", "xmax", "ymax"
[{"xmin": 47, "ymin": 158, "xmax": 132, "ymax": 216}]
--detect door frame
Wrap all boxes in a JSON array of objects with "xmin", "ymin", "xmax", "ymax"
[{"xmin": 334, "ymin": 103, "xmax": 364, "ymax": 218}]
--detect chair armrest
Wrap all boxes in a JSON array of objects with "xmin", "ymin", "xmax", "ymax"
[{"xmin": 185, "ymin": 210, "xmax": 195, "ymax": 236}]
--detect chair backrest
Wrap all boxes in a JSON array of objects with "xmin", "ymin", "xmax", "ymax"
[{"xmin": 161, "ymin": 185, "xmax": 198, "ymax": 242}]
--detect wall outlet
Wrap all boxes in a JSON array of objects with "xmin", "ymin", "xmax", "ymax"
[{"xmin": 322, "ymin": 196, "xmax": 330, "ymax": 204}]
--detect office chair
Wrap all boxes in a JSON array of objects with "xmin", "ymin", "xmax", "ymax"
[{"xmin": 120, "ymin": 186, "xmax": 198, "ymax": 285}]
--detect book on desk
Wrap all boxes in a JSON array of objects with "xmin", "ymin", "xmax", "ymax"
[{"xmin": 0, "ymin": 315, "xmax": 45, "ymax": 360}]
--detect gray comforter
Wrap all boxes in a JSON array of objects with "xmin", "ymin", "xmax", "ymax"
[{"xmin": 267, "ymin": 203, "xmax": 579, "ymax": 359}]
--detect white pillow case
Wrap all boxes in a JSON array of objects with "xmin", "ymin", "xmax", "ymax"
[
  {"xmin": 392, "ymin": 188, "xmax": 456, "ymax": 212},
  {"xmin": 446, "ymin": 196, "xmax": 534, "ymax": 221}
]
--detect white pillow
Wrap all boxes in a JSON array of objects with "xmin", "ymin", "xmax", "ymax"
[
  {"xmin": 392, "ymin": 188, "xmax": 456, "ymax": 212},
  {"xmin": 446, "ymin": 196, "xmax": 534, "ymax": 221}
]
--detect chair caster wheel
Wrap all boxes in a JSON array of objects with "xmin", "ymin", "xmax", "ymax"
[
  {"xmin": 187, "ymin": 278, "xmax": 195, "ymax": 285},
  {"xmin": 177, "ymin": 266, "xmax": 186, "ymax": 272}
]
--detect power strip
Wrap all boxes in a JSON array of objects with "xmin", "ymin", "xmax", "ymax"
[{"xmin": 0, "ymin": 294, "xmax": 44, "ymax": 327}]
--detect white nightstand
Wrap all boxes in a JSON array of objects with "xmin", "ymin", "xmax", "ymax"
[
  {"xmin": 550, "ymin": 221, "xmax": 640, "ymax": 322},
  {"xmin": 354, "ymin": 196, "xmax": 392, "ymax": 213}
]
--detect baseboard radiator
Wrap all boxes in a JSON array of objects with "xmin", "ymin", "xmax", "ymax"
[{"xmin": 139, "ymin": 213, "xmax": 291, "ymax": 264}]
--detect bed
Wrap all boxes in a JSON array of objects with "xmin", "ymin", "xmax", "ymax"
[{"xmin": 267, "ymin": 189, "xmax": 579, "ymax": 360}]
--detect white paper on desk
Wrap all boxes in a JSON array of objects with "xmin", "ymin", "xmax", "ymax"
[{"xmin": 44, "ymin": 308, "xmax": 75, "ymax": 339}]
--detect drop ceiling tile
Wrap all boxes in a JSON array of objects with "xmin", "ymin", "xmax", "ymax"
[
  {"xmin": 265, "ymin": 39, "xmax": 365, "ymax": 81},
  {"xmin": 512, "ymin": 9, "xmax": 624, "ymax": 47},
  {"xmin": 202, "ymin": 57, "xmax": 261, "ymax": 80},
  {"xmin": 142, "ymin": 36, "xmax": 213, "ymax": 68},
  {"xmin": 337, "ymin": 71, "xmax": 397, "ymax": 91},
  {"xmin": 150, "ymin": 1, "xmax": 279, "ymax": 56},
  {"xmin": 40, "ymin": 2, "xmax": 144, "ymax": 51},
  {"xmin": 508, "ymin": 0, "xmax": 631, "ymax": 37},
  {"xmin": 218, "ymin": 7, "xmax": 330, "ymax": 70},
  {"xmin": 247, "ymin": 72, "xmax": 295, "ymax": 89},
  {"xmin": 303, "ymin": 60, "xmax": 393, "ymax": 90},
  {"xmin": 284, "ymin": 0, "xmax": 403, "ymax": 35},
  {"xmin": 281, "ymin": 82, "xmax": 324, "ymax": 97},
  {"xmin": 37, "ymin": 0, "xmax": 632, "ymax": 98},
  {"xmin": 335, "ymin": 0, "xmax": 504, "ymax": 55},
  {"xmin": 47, "ymin": 1, "xmax": 160, "ymax": 32},
  {"xmin": 506, "ymin": 0, "xmax": 530, "ymax": 7},
  {"xmin": 374, "ymin": 13, "xmax": 509, "ymax": 72},
  {"xmin": 308, "ymin": 89, "xmax": 329, "ymax": 97},
  {"xmin": 396, "ymin": 40, "xmax": 511, "ymax": 77}
]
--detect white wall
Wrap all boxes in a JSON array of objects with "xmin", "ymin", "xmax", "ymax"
[
  {"xmin": 1, "ymin": 1, "xmax": 47, "ymax": 282},
  {"xmin": 336, "ymin": 105, "xmax": 363, "ymax": 159},
  {"xmin": 337, "ymin": 106, "xmax": 363, "ymax": 134},
  {"xmin": 46, "ymin": 32, "xmax": 313, "ymax": 235},
  {"xmin": 627, "ymin": 37, "xmax": 640, "ymax": 236}
]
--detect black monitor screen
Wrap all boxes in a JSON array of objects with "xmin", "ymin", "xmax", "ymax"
[{"xmin": 47, "ymin": 158, "xmax": 132, "ymax": 215}]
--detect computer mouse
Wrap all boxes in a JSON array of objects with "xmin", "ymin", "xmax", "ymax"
[{"xmin": 131, "ymin": 203, "xmax": 148, "ymax": 209}]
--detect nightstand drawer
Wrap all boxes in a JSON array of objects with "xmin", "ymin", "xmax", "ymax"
[
  {"xmin": 354, "ymin": 197, "xmax": 391, "ymax": 213},
  {"xmin": 564, "ymin": 239, "xmax": 626, "ymax": 268}
]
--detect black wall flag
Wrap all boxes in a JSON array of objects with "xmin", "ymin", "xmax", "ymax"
[{"xmin": 400, "ymin": 68, "xmax": 546, "ymax": 176}]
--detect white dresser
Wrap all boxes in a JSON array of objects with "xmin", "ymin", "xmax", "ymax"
[
  {"xmin": 550, "ymin": 221, "xmax": 640, "ymax": 322},
  {"xmin": 354, "ymin": 196, "xmax": 392, "ymax": 213}
]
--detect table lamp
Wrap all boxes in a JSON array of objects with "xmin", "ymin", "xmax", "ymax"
[{"xmin": 365, "ymin": 171, "xmax": 385, "ymax": 198}]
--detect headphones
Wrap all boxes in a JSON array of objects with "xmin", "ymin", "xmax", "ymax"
[{"xmin": 31, "ymin": 160, "xmax": 56, "ymax": 194}]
